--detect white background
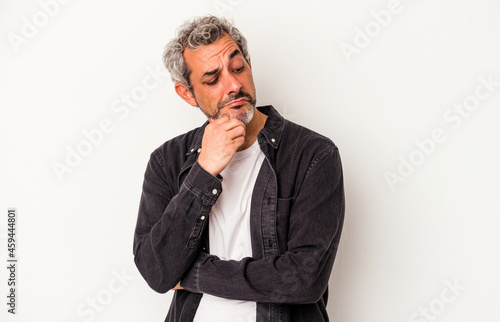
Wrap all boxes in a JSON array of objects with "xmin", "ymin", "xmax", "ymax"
[{"xmin": 1, "ymin": 0, "xmax": 500, "ymax": 321}]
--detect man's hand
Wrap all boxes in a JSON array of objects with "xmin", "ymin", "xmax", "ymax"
[
  {"xmin": 197, "ymin": 115, "xmax": 246, "ymax": 176},
  {"xmin": 172, "ymin": 281, "xmax": 183, "ymax": 290}
]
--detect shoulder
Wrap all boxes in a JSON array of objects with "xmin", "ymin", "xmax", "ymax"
[
  {"xmin": 260, "ymin": 105, "xmax": 338, "ymax": 156},
  {"xmin": 142, "ymin": 125, "xmax": 206, "ymax": 189},
  {"xmin": 282, "ymin": 118, "xmax": 339, "ymax": 160},
  {"xmin": 270, "ymin": 113, "xmax": 342, "ymax": 198},
  {"xmin": 151, "ymin": 124, "xmax": 206, "ymax": 166}
]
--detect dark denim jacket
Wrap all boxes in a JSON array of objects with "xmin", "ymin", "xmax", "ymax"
[{"xmin": 133, "ymin": 105, "xmax": 344, "ymax": 322}]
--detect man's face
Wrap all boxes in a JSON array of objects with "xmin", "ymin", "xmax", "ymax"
[{"xmin": 180, "ymin": 33, "xmax": 257, "ymax": 124}]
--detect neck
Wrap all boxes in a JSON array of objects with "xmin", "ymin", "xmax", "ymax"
[{"xmin": 237, "ymin": 108, "xmax": 267, "ymax": 151}]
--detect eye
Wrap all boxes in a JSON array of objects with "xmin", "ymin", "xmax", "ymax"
[
  {"xmin": 206, "ymin": 77, "xmax": 219, "ymax": 86},
  {"xmin": 234, "ymin": 66, "xmax": 244, "ymax": 73}
]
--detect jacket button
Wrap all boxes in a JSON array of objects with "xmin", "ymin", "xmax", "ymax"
[
  {"xmin": 200, "ymin": 216, "xmax": 206, "ymax": 221},
  {"xmin": 212, "ymin": 189, "xmax": 218, "ymax": 195},
  {"xmin": 197, "ymin": 148, "xmax": 202, "ymax": 153},
  {"xmin": 271, "ymin": 138, "xmax": 276, "ymax": 143}
]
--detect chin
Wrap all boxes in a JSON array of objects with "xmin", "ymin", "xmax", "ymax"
[{"xmin": 238, "ymin": 105, "xmax": 255, "ymax": 125}]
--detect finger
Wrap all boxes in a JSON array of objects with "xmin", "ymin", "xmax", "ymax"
[
  {"xmin": 231, "ymin": 135, "xmax": 245, "ymax": 148},
  {"xmin": 210, "ymin": 115, "xmax": 244, "ymax": 126},
  {"xmin": 227, "ymin": 124, "xmax": 246, "ymax": 139},
  {"xmin": 221, "ymin": 118, "xmax": 245, "ymax": 132},
  {"xmin": 209, "ymin": 114, "xmax": 230, "ymax": 124}
]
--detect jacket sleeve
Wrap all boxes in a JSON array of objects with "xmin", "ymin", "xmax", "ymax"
[
  {"xmin": 133, "ymin": 150, "xmax": 222, "ymax": 293},
  {"xmin": 180, "ymin": 146, "xmax": 344, "ymax": 304}
]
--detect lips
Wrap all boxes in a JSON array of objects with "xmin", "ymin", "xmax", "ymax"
[{"xmin": 224, "ymin": 98, "xmax": 248, "ymax": 108}]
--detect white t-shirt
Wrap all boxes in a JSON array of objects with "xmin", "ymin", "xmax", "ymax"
[{"xmin": 193, "ymin": 140, "xmax": 265, "ymax": 322}]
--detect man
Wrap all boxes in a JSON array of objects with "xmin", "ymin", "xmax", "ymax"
[{"xmin": 133, "ymin": 15, "xmax": 344, "ymax": 322}]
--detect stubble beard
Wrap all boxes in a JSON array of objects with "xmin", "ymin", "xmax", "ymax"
[{"xmin": 195, "ymin": 90, "xmax": 257, "ymax": 125}]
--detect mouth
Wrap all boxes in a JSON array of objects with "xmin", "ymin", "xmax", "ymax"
[{"xmin": 224, "ymin": 98, "xmax": 248, "ymax": 108}]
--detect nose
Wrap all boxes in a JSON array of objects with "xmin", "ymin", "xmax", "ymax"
[{"xmin": 222, "ymin": 72, "xmax": 241, "ymax": 95}]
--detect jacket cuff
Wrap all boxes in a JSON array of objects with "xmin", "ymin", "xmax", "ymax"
[
  {"xmin": 181, "ymin": 252, "xmax": 216, "ymax": 293},
  {"xmin": 183, "ymin": 161, "xmax": 222, "ymax": 206}
]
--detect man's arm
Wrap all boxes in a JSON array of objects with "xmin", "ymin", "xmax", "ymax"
[
  {"xmin": 180, "ymin": 146, "xmax": 344, "ymax": 304},
  {"xmin": 133, "ymin": 116, "xmax": 245, "ymax": 293},
  {"xmin": 133, "ymin": 151, "xmax": 221, "ymax": 293}
]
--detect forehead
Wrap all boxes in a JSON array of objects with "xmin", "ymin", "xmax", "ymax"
[{"xmin": 183, "ymin": 33, "xmax": 241, "ymax": 74}]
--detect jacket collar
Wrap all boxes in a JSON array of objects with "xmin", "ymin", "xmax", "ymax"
[{"xmin": 257, "ymin": 105, "xmax": 285, "ymax": 150}]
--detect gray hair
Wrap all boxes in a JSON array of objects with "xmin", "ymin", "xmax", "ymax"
[{"xmin": 162, "ymin": 15, "xmax": 250, "ymax": 88}]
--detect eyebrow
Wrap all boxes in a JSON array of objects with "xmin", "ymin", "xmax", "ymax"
[
  {"xmin": 202, "ymin": 68, "xmax": 219, "ymax": 78},
  {"xmin": 229, "ymin": 49, "xmax": 241, "ymax": 60},
  {"xmin": 201, "ymin": 49, "xmax": 242, "ymax": 78}
]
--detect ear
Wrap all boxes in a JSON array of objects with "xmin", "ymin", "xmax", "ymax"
[{"xmin": 175, "ymin": 82, "xmax": 197, "ymax": 107}]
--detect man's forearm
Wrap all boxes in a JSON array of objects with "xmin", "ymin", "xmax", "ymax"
[{"xmin": 181, "ymin": 241, "xmax": 340, "ymax": 304}]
